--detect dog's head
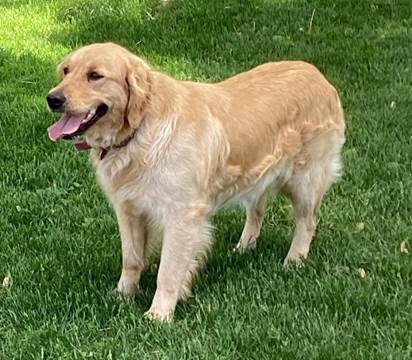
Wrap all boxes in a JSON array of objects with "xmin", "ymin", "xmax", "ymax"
[{"xmin": 47, "ymin": 42, "xmax": 150, "ymax": 149}]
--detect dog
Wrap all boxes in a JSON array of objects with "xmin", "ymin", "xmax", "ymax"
[{"xmin": 47, "ymin": 42, "xmax": 345, "ymax": 321}]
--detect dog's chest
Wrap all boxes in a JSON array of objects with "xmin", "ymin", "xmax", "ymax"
[{"xmin": 95, "ymin": 153, "xmax": 194, "ymax": 220}]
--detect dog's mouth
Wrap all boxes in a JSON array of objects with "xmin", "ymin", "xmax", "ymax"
[{"xmin": 47, "ymin": 104, "xmax": 108, "ymax": 142}]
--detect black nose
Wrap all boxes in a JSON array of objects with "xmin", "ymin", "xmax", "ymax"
[{"xmin": 46, "ymin": 91, "xmax": 66, "ymax": 111}]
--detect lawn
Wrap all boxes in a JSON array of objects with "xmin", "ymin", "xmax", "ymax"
[{"xmin": 0, "ymin": 0, "xmax": 411, "ymax": 358}]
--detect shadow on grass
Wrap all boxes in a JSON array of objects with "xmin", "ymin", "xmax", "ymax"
[
  {"xmin": 48, "ymin": 0, "xmax": 322, "ymax": 78},
  {"xmin": 46, "ymin": 0, "xmax": 412, "ymax": 84}
]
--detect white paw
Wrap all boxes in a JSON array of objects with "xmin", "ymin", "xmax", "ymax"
[
  {"xmin": 116, "ymin": 277, "xmax": 137, "ymax": 299},
  {"xmin": 144, "ymin": 308, "xmax": 174, "ymax": 323},
  {"xmin": 283, "ymin": 251, "xmax": 306, "ymax": 267}
]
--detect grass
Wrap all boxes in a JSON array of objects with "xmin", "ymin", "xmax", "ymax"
[{"xmin": 0, "ymin": 0, "xmax": 411, "ymax": 358}]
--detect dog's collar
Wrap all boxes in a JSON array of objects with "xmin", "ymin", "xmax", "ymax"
[{"xmin": 99, "ymin": 130, "xmax": 137, "ymax": 160}]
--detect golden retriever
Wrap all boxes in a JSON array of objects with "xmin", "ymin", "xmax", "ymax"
[{"xmin": 47, "ymin": 42, "xmax": 345, "ymax": 321}]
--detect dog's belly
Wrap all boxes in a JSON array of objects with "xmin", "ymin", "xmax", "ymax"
[{"xmin": 215, "ymin": 159, "xmax": 293, "ymax": 211}]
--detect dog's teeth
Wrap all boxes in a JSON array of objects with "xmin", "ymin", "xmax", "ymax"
[{"xmin": 82, "ymin": 113, "xmax": 93, "ymax": 123}]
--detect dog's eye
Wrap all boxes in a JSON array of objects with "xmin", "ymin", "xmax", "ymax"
[
  {"xmin": 87, "ymin": 71, "xmax": 104, "ymax": 81},
  {"xmin": 63, "ymin": 66, "xmax": 69, "ymax": 75}
]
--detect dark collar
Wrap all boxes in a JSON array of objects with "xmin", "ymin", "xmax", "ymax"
[{"xmin": 99, "ymin": 130, "xmax": 137, "ymax": 160}]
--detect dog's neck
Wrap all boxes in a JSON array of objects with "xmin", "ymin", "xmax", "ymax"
[{"xmin": 99, "ymin": 128, "xmax": 138, "ymax": 160}]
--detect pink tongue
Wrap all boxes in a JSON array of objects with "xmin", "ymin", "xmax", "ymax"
[{"xmin": 47, "ymin": 113, "xmax": 88, "ymax": 141}]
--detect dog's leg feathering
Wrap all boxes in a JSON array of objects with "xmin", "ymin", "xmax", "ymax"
[{"xmin": 283, "ymin": 151, "xmax": 342, "ymax": 266}]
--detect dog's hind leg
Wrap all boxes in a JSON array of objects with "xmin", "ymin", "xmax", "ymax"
[
  {"xmin": 235, "ymin": 193, "xmax": 268, "ymax": 253},
  {"xmin": 283, "ymin": 149, "xmax": 342, "ymax": 266}
]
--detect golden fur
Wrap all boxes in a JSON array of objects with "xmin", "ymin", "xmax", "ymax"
[{"xmin": 48, "ymin": 42, "xmax": 345, "ymax": 321}]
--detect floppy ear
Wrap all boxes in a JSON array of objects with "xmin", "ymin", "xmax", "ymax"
[{"xmin": 125, "ymin": 56, "xmax": 151, "ymax": 129}]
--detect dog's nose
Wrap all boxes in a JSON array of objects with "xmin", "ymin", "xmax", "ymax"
[{"xmin": 46, "ymin": 91, "xmax": 66, "ymax": 111}]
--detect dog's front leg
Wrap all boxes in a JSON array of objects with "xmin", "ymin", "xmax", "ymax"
[
  {"xmin": 115, "ymin": 204, "xmax": 147, "ymax": 298},
  {"xmin": 145, "ymin": 211, "xmax": 210, "ymax": 322}
]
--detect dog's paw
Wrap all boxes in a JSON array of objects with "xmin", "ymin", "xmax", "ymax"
[
  {"xmin": 283, "ymin": 251, "xmax": 306, "ymax": 268},
  {"xmin": 116, "ymin": 277, "xmax": 137, "ymax": 299},
  {"xmin": 144, "ymin": 309, "xmax": 173, "ymax": 323},
  {"xmin": 233, "ymin": 236, "xmax": 257, "ymax": 254}
]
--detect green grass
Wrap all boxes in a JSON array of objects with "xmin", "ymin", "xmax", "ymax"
[{"xmin": 0, "ymin": 0, "xmax": 411, "ymax": 358}]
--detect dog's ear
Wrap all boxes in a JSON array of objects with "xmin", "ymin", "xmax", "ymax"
[{"xmin": 125, "ymin": 56, "xmax": 151, "ymax": 129}]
